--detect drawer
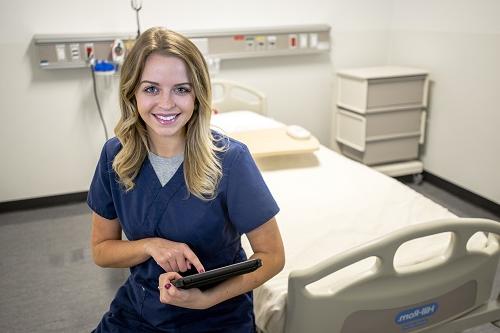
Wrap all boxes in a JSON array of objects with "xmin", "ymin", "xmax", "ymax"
[
  {"xmin": 339, "ymin": 135, "xmax": 420, "ymax": 165},
  {"xmin": 337, "ymin": 66, "xmax": 428, "ymax": 113},
  {"xmin": 336, "ymin": 107, "xmax": 422, "ymax": 151}
]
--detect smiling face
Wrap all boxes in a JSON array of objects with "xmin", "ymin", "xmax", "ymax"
[{"xmin": 135, "ymin": 53, "xmax": 195, "ymax": 154}]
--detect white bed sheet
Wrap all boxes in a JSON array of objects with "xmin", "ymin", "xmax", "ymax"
[
  {"xmin": 211, "ymin": 110, "xmax": 283, "ymax": 133},
  {"xmin": 211, "ymin": 112, "xmax": 485, "ymax": 332}
]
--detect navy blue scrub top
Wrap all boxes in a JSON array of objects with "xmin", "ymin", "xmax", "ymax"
[{"xmin": 87, "ymin": 133, "xmax": 279, "ymax": 333}]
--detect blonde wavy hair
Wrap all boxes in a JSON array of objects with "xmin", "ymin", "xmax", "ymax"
[{"xmin": 113, "ymin": 27, "xmax": 224, "ymax": 200}]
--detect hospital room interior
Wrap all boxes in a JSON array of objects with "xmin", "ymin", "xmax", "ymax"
[{"xmin": 1, "ymin": 0, "xmax": 500, "ymax": 332}]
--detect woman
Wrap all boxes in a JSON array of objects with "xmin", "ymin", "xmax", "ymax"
[{"xmin": 88, "ymin": 27, "xmax": 285, "ymax": 332}]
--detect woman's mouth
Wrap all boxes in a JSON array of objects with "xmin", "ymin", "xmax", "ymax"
[{"xmin": 153, "ymin": 113, "xmax": 180, "ymax": 125}]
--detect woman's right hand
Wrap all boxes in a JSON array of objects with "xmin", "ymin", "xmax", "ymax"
[{"xmin": 144, "ymin": 238, "xmax": 205, "ymax": 273}]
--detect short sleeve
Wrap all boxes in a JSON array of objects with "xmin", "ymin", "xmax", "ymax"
[
  {"xmin": 226, "ymin": 145, "xmax": 279, "ymax": 234},
  {"xmin": 87, "ymin": 142, "xmax": 118, "ymax": 220}
]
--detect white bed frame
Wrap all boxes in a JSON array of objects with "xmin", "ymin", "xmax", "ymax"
[
  {"xmin": 212, "ymin": 79, "xmax": 267, "ymax": 115},
  {"xmin": 287, "ymin": 218, "xmax": 500, "ymax": 333},
  {"xmin": 211, "ymin": 80, "xmax": 500, "ymax": 333}
]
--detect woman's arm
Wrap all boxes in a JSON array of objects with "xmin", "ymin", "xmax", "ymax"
[
  {"xmin": 91, "ymin": 212, "xmax": 204, "ymax": 272},
  {"xmin": 158, "ymin": 217, "xmax": 285, "ymax": 309},
  {"xmin": 207, "ymin": 217, "xmax": 285, "ymax": 303}
]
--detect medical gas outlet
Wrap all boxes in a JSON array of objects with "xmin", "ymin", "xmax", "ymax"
[
  {"xmin": 112, "ymin": 39, "xmax": 125, "ymax": 64},
  {"xmin": 85, "ymin": 43, "xmax": 94, "ymax": 60},
  {"xmin": 34, "ymin": 25, "xmax": 331, "ymax": 68},
  {"xmin": 267, "ymin": 36, "xmax": 277, "ymax": 49},
  {"xmin": 288, "ymin": 34, "xmax": 297, "ymax": 49},
  {"xmin": 34, "ymin": 34, "xmax": 134, "ymax": 69}
]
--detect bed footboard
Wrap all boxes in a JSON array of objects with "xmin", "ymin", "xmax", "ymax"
[{"xmin": 286, "ymin": 218, "xmax": 500, "ymax": 333}]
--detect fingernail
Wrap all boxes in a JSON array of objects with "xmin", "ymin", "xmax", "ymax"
[
  {"xmin": 200, "ymin": 269, "xmax": 205, "ymax": 273},
  {"xmin": 165, "ymin": 283, "xmax": 171, "ymax": 289}
]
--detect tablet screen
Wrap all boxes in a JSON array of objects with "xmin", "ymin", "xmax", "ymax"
[{"xmin": 172, "ymin": 258, "xmax": 262, "ymax": 290}]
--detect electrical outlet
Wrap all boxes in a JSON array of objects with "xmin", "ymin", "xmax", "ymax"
[{"xmin": 70, "ymin": 43, "xmax": 80, "ymax": 60}]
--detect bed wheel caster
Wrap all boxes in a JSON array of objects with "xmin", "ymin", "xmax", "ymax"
[{"xmin": 412, "ymin": 173, "xmax": 423, "ymax": 185}]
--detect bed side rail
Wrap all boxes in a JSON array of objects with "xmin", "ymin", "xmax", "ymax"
[
  {"xmin": 211, "ymin": 79, "xmax": 267, "ymax": 115},
  {"xmin": 286, "ymin": 218, "xmax": 500, "ymax": 333}
]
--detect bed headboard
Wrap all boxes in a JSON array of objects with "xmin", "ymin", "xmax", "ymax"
[
  {"xmin": 211, "ymin": 79, "xmax": 267, "ymax": 115},
  {"xmin": 285, "ymin": 218, "xmax": 500, "ymax": 333}
]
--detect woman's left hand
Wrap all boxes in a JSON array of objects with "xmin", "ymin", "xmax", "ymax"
[{"xmin": 158, "ymin": 272, "xmax": 212, "ymax": 310}]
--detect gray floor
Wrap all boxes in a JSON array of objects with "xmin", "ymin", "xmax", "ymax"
[
  {"xmin": 0, "ymin": 180, "xmax": 499, "ymax": 332},
  {"xmin": 403, "ymin": 179, "xmax": 499, "ymax": 221},
  {"xmin": 0, "ymin": 204, "xmax": 128, "ymax": 332}
]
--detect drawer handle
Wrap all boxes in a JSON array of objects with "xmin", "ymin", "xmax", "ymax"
[{"xmin": 420, "ymin": 111, "xmax": 427, "ymax": 145}]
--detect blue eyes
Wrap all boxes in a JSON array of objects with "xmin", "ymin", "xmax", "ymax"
[
  {"xmin": 143, "ymin": 85, "xmax": 192, "ymax": 96},
  {"xmin": 175, "ymin": 87, "xmax": 192, "ymax": 95},
  {"xmin": 144, "ymin": 86, "xmax": 159, "ymax": 95}
]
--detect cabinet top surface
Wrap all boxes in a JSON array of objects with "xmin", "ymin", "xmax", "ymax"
[{"xmin": 337, "ymin": 66, "xmax": 428, "ymax": 80}]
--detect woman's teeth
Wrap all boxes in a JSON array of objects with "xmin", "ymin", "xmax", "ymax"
[
  {"xmin": 157, "ymin": 114, "xmax": 176, "ymax": 121},
  {"xmin": 154, "ymin": 114, "xmax": 178, "ymax": 124}
]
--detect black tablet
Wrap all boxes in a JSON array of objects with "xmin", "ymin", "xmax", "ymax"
[{"xmin": 172, "ymin": 258, "xmax": 262, "ymax": 289}]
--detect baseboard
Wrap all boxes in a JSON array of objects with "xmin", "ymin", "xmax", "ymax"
[
  {"xmin": 0, "ymin": 191, "xmax": 88, "ymax": 214},
  {"xmin": 1, "ymin": 172, "xmax": 499, "ymax": 218},
  {"xmin": 423, "ymin": 171, "xmax": 500, "ymax": 218}
]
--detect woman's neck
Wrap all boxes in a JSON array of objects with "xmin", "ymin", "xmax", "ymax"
[{"xmin": 148, "ymin": 134, "xmax": 185, "ymax": 158}]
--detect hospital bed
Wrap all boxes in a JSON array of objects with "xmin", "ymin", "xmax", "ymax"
[{"xmin": 210, "ymin": 79, "xmax": 500, "ymax": 333}]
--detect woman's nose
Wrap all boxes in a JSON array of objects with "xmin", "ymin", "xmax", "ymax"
[{"xmin": 158, "ymin": 91, "xmax": 175, "ymax": 110}]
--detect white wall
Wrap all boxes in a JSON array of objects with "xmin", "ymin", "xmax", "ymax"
[
  {"xmin": 0, "ymin": 0, "xmax": 392, "ymax": 202},
  {"xmin": 2, "ymin": 1, "xmax": 498, "ymax": 205},
  {"xmin": 389, "ymin": 0, "xmax": 500, "ymax": 204}
]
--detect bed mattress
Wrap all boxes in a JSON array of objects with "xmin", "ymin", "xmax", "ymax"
[{"xmin": 211, "ymin": 112, "xmax": 487, "ymax": 332}]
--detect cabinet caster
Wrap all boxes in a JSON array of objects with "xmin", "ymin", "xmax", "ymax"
[{"xmin": 412, "ymin": 173, "xmax": 423, "ymax": 185}]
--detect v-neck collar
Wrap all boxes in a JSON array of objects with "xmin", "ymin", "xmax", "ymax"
[
  {"xmin": 146, "ymin": 153, "xmax": 184, "ymax": 187},
  {"xmin": 141, "ymin": 157, "xmax": 187, "ymax": 235},
  {"xmin": 144, "ymin": 156, "xmax": 185, "ymax": 189}
]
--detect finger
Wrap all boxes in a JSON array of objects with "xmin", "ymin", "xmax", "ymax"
[
  {"xmin": 158, "ymin": 262, "xmax": 173, "ymax": 273},
  {"xmin": 176, "ymin": 255, "xmax": 188, "ymax": 272},
  {"xmin": 158, "ymin": 273, "xmax": 169, "ymax": 288},
  {"xmin": 159, "ymin": 272, "xmax": 181, "ymax": 288},
  {"xmin": 160, "ymin": 283, "xmax": 179, "ymax": 304},
  {"xmin": 155, "ymin": 251, "xmax": 175, "ymax": 272},
  {"xmin": 183, "ymin": 249, "xmax": 205, "ymax": 273},
  {"xmin": 159, "ymin": 272, "xmax": 183, "ymax": 294},
  {"xmin": 169, "ymin": 259, "xmax": 179, "ymax": 272},
  {"xmin": 161, "ymin": 271, "xmax": 182, "ymax": 281},
  {"xmin": 159, "ymin": 284, "xmax": 171, "ymax": 304}
]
